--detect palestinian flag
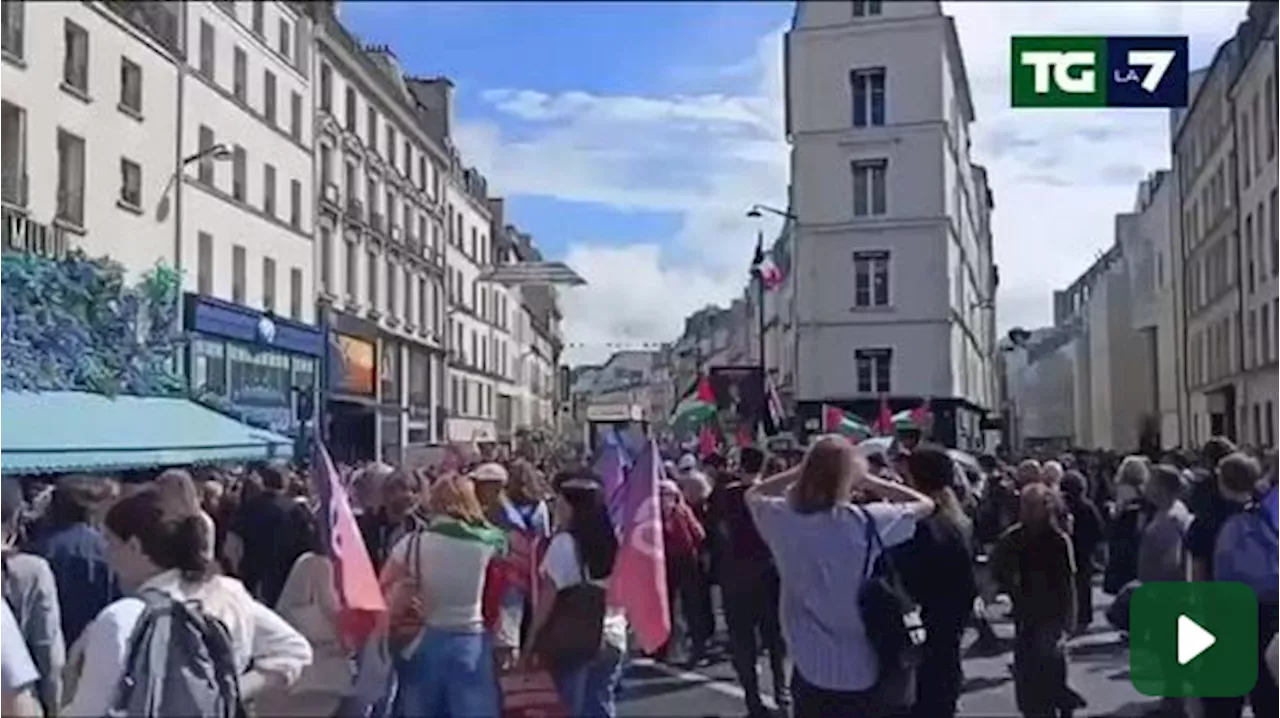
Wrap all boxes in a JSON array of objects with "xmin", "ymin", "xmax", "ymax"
[
  {"xmin": 752, "ymin": 230, "xmax": 785, "ymax": 290},
  {"xmin": 875, "ymin": 395, "xmax": 893, "ymax": 436},
  {"xmin": 891, "ymin": 399, "xmax": 933, "ymax": 433},
  {"xmin": 672, "ymin": 375, "xmax": 717, "ymax": 430},
  {"xmin": 823, "ymin": 404, "xmax": 872, "ymax": 438},
  {"xmin": 764, "ymin": 376, "xmax": 785, "ymax": 434}
]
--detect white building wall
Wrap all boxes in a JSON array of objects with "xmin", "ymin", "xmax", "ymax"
[
  {"xmin": 445, "ymin": 180, "xmax": 497, "ymax": 442},
  {"xmin": 179, "ymin": 0, "xmax": 314, "ymax": 322},
  {"xmin": 786, "ymin": 1, "xmax": 993, "ymax": 411},
  {"xmin": 1, "ymin": 1, "xmax": 179, "ymax": 277}
]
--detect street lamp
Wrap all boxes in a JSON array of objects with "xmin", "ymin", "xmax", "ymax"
[
  {"xmin": 182, "ymin": 142, "xmax": 233, "ymax": 166},
  {"xmin": 746, "ymin": 204, "xmax": 798, "ymax": 433}
]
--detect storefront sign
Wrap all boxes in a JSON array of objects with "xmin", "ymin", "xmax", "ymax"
[{"xmin": 330, "ymin": 334, "xmax": 375, "ymax": 395}]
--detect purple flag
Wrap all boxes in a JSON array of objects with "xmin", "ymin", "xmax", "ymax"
[{"xmin": 593, "ymin": 426, "xmax": 630, "ymax": 528}]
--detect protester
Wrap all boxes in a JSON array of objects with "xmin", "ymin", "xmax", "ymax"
[
  {"xmin": 361, "ymin": 468, "xmax": 430, "ymax": 572},
  {"xmin": 1103, "ymin": 456, "xmax": 1151, "ymax": 595},
  {"xmin": 229, "ymin": 464, "xmax": 312, "ymax": 605},
  {"xmin": 62, "ymin": 475, "xmax": 312, "ymax": 716},
  {"xmin": 658, "ymin": 478, "xmax": 710, "ymax": 666},
  {"xmin": 383, "ymin": 473, "xmax": 507, "ymax": 717},
  {"xmin": 708, "ymin": 446, "xmax": 788, "ymax": 718},
  {"xmin": 1137, "ymin": 464, "xmax": 1193, "ymax": 583},
  {"xmin": 482, "ymin": 460, "xmax": 552, "ymax": 668},
  {"xmin": 745, "ymin": 435, "xmax": 935, "ymax": 718},
  {"xmin": 893, "ymin": 443, "xmax": 976, "ymax": 718},
  {"xmin": 1059, "ymin": 470, "xmax": 1103, "ymax": 633},
  {"xmin": 992, "ymin": 483, "xmax": 1085, "ymax": 718},
  {"xmin": 532, "ymin": 473, "xmax": 628, "ymax": 718},
  {"xmin": 1, "ymin": 478, "xmax": 64, "ymax": 717},
  {"xmin": 2, "ymin": 601, "xmax": 43, "ymax": 718},
  {"xmin": 25, "ymin": 475, "xmax": 120, "ymax": 648}
]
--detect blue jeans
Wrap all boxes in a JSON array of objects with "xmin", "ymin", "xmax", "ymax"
[
  {"xmin": 552, "ymin": 645, "xmax": 625, "ymax": 718},
  {"xmin": 394, "ymin": 628, "xmax": 499, "ymax": 718}
]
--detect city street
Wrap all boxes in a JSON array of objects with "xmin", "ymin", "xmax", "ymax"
[{"xmin": 617, "ymin": 587, "xmax": 1160, "ymax": 717}]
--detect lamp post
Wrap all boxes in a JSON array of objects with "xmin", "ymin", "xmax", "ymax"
[{"xmin": 747, "ymin": 204, "xmax": 797, "ymax": 431}]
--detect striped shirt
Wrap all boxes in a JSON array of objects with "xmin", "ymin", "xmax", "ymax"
[{"xmin": 747, "ymin": 495, "xmax": 918, "ymax": 692}]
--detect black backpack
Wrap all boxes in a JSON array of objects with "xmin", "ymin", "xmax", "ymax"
[
  {"xmin": 857, "ymin": 507, "xmax": 925, "ymax": 709},
  {"xmin": 110, "ymin": 589, "xmax": 246, "ymax": 718}
]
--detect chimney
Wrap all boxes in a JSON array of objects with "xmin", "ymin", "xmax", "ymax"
[{"xmin": 405, "ymin": 76, "xmax": 455, "ymax": 143}]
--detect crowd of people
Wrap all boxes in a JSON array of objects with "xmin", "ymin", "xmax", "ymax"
[{"xmin": 0, "ymin": 432, "xmax": 1276, "ymax": 718}]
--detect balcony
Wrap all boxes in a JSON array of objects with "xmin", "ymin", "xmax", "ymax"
[
  {"xmin": 390, "ymin": 224, "xmax": 403, "ymax": 244},
  {"xmin": 1, "ymin": 169, "xmax": 27, "ymax": 208},
  {"xmin": 369, "ymin": 211, "xmax": 385, "ymax": 235},
  {"xmin": 344, "ymin": 197, "xmax": 364, "ymax": 225}
]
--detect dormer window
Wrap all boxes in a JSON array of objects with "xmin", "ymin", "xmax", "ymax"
[{"xmin": 852, "ymin": 0, "xmax": 882, "ymax": 17}]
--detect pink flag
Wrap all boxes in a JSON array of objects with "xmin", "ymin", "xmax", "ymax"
[
  {"xmin": 607, "ymin": 438, "xmax": 670, "ymax": 652},
  {"xmin": 311, "ymin": 441, "xmax": 387, "ymax": 648}
]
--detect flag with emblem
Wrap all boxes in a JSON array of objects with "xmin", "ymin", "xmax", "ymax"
[
  {"xmin": 311, "ymin": 440, "xmax": 387, "ymax": 647},
  {"xmin": 822, "ymin": 404, "xmax": 872, "ymax": 438}
]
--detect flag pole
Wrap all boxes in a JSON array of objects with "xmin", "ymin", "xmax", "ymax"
[{"xmin": 753, "ymin": 229, "xmax": 768, "ymax": 439}]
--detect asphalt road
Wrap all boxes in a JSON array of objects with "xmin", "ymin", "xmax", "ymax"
[{"xmin": 616, "ymin": 586, "xmax": 1166, "ymax": 717}]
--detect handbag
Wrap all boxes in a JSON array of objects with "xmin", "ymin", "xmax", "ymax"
[
  {"xmin": 388, "ymin": 531, "xmax": 427, "ymax": 655},
  {"xmin": 857, "ymin": 506, "xmax": 925, "ymax": 710},
  {"xmin": 531, "ymin": 535, "xmax": 605, "ymax": 671}
]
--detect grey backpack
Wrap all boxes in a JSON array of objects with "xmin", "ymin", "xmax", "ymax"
[{"xmin": 110, "ymin": 589, "xmax": 245, "ymax": 718}]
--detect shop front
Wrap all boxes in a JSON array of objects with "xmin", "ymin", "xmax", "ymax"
[
  {"xmin": 184, "ymin": 294, "xmax": 323, "ymax": 438},
  {"xmin": 325, "ymin": 310, "xmax": 379, "ymax": 463},
  {"xmin": 379, "ymin": 334, "xmax": 403, "ymax": 465}
]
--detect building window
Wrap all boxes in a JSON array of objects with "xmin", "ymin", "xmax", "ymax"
[
  {"xmin": 367, "ymin": 249, "xmax": 379, "ymax": 306},
  {"xmin": 345, "ymin": 239, "xmax": 358, "ymax": 299},
  {"xmin": 853, "ymin": 250, "xmax": 890, "ymax": 307},
  {"xmin": 418, "ymin": 276, "xmax": 427, "ymax": 330},
  {"xmin": 197, "ymin": 232, "xmax": 213, "ymax": 295},
  {"xmin": 198, "ymin": 20, "xmax": 214, "ymax": 81},
  {"xmin": 55, "ymin": 129, "xmax": 85, "ymax": 227},
  {"xmin": 1249, "ymin": 309, "xmax": 1258, "ymax": 368},
  {"xmin": 387, "ymin": 124, "xmax": 397, "ymax": 167},
  {"xmin": 1263, "ymin": 302, "xmax": 1272, "ymax": 363},
  {"xmin": 263, "ymin": 70, "xmax": 277, "ymax": 125},
  {"xmin": 231, "ymin": 145, "xmax": 246, "ymax": 201},
  {"xmin": 252, "ymin": 0, "xmax": 264, "ymax": 35},
  {"xmin": 850, "ymin": 67, "xmax": 885, "ymax": 127},
  {"xmin": 263, "ymin": 164, "xmax": 276, "ymax": 216},
  {"xmin": 262, "ymin": 257, "xmax": 276, "ymax": 313},
  {"xmin": 289, "ymin": 267, "xmax": 302, "ymax": 320},
  {"xmin": 1, "ymin": 101, "xmax": 27, "ymax": 207},
  {"xmin": 290, "ymin": 179, "xmax": 301, "ymax": 228},
  {"xmin": 232, "ymin": 244, "xmax": 246, "ymax": 303},
  {"xmin": 119, "ymin": 158, "xmax": 141, "ymax": 208},
  {"xmin": 119, "ymin": 57, "xmax": 143, "ymax": 115},
  {"xmin": 345, "ymin": 88, "xmax": 357, "ymax": 131},
  {"xmin": 403, "ymin": 141, "xmax": 412, "ymax": 177},
  {"xmin": 852, "ymin": 159, "xmax": 888, "ymax": 216},
  {"xmin": 2, "ymin": 0, "xmax": 24, "ymax": 60},
  {"xmin": 367, "ymin": 107, "xmax": 378, "ymax": 153},
  {"xmin": 386, "ymin": 257, "xmax": 397, "ymax": 317},
  {"xmin": 853, "ymin": 0, "xmax": 882, "ymax": 17},
  {"xmin": 855, "ymin": 348, "xmax": 892, "ymax": 393},
  {"xmin": 1246, "ymin": 214, "xmax": 1255, "ymax": 293},
  {"xmin": 197, "ymin": 125, "xmax": 215, "ymax": 184},
  {"xmin": 319, "ymin": 226, "xmax": 333, "ymax": 293},
  {"xmin": 277, "ymin": 18, "xmax": 292, "ymax": 58},
  {"xmin": 1266, "ymin": 76, "xmax": 1276, "ymax": 160},
  {"xmin": 63, "ymin": 20, "xmax": 89, "ymax": 94},
  {"xmin": 320, "ymin": 64, "xmax": 333, "ymax": 113},
  {"xmin": 1271, "ymin": 188, "xmax": 1278, "ymax": 277},
  {"xmin": 290, "ymin": 91, "xmax": 302, "ymax": 140},
  {"xmin": 233, "ymin": 46, "xmax": 247, "ymax": 101}
]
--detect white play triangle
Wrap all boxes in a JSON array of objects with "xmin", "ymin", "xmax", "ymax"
[{"xmin": 1177, "ymin": 614, "xmax": 1216, "ymax": 665}]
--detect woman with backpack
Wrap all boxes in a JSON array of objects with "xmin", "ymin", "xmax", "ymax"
[
  {"xmin": 61, "ymin": 474, "xmax": 312, "ymax": 718},
  {"xmin": 527, "ymin": 473, "xmax": 628, "ymax": 717},
  {"xmin": 743, "ymin": 435, "xmax": 935, "ymax": 718}
]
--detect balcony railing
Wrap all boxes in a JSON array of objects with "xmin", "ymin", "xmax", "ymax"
[{"xmin": 345, "ymin": 197, "xmax": 364, "ymax": 223}]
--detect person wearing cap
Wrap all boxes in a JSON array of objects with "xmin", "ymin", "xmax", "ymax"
[{"xmin": 2, "ymin": 479, "xmax": 64, "ymax": 716}]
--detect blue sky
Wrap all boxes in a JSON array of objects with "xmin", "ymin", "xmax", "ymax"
[{"xmin": 340, "ymin": 1, "xmax": 1248, "ymax": 365}]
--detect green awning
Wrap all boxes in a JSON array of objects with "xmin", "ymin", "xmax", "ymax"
[{"xmin": 1, "ymin": 391, "xmax": 293, "ymax": 475}]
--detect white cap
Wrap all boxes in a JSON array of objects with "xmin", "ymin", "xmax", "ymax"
[
  {"xmin": 677, "ymin": 454, "xmax": 698, "ymax": 471},
  {"xmin": 468, "ymin": 462, "xmax": 509, "ymax": 484}
]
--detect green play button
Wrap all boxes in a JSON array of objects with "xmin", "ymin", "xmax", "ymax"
[{"xmin": 1130, "ymin": 582, "xmax": 1258, "ymax": 697}]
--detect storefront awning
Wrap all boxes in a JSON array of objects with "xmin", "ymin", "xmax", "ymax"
[{"xmin": 1, "ymin": 391, "xmax": 294, "ymax": 475}]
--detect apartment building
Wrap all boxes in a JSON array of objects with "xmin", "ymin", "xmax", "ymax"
[
  {"xmin": 1, "ymin": 1, "xmax": 181, "ymax": 274},
  {"xmin": 1174, "ymin": 22, "xmax": 1263, "ymax": 446},
  {"xmin": 785, "ymin": 0, "xmax": 998, "ymax": 450},
  {"xmin": 308, "ymin": 2, "xmax": 449, "ymax": 463},
  {"xmin": 498, "ymin": 222, "xmax": 563, "ymax": 434},
  {"xmin": 1230, "ymin": 2, "xmax": 1278, "ymax": 448}
]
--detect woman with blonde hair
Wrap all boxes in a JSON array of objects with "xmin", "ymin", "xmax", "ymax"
[
  {"xmin": 744, "ymin": 435, "xmax": 935, "ymax": 717},
  {"xmin": 1104, "ymin": 455, "xmax": 1153, "ymax": 595},
  {"xmin": 383, "ymin": 473, "xmax": 507, "ymax": 717}
]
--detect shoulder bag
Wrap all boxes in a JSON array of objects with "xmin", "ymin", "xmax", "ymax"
[{"xmin": 532, "ymin": 535, "xmax": 605, "ymax": 671}]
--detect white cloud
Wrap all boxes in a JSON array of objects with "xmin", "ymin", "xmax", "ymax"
[{"xmin": 454, "ymin": 2, "xmax": 1246, "ymax": 364}]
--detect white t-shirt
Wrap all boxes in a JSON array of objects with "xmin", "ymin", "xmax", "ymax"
[
  {"xmin": 539, "ymin": 533, "xmax": 628, "ymax": 652},
  {"xmin": 386, "ymin": 529, "xmax": 497, "ymax": 632},
  {"xmin": 0, "ymin": 598, "xmax": 36, "ymax": 696}
]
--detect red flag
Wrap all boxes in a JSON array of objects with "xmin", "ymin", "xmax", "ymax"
[
  {"xmin": 910, "ymin": 398, "xmax": 933, "ymax": 435},
  {"xmin": 875, "ymin": 395, "xmax": 893, "ymax": 436},
  {"xmin": 311, "ymin": 441, "xmax": 387, "ymax": 647},
  {"xmin": 697, "ymin": 424, "xmax": 718, "ymax": 458},
  {"xmin": 607, "ymin": 439, "xmax": 670, "ymax": 652}
]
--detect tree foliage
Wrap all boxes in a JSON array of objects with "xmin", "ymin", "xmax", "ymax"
[{"xmin": 1, "ymin": 250, "xmax": 184, "ymax": 396}]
